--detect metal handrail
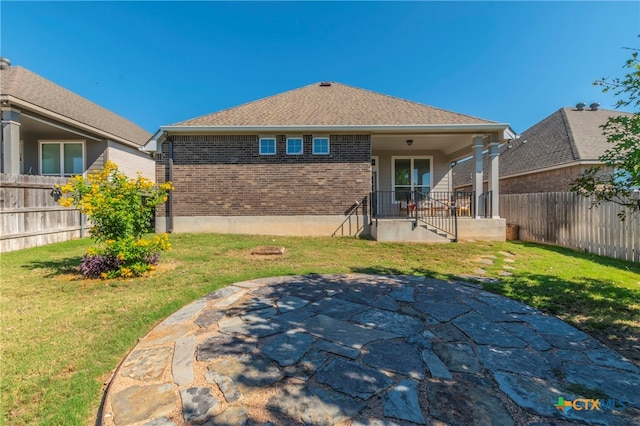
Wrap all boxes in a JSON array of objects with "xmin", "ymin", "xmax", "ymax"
[{"xmin": 332, "ymin": 196, "xmax": 368, "ymax": 237}]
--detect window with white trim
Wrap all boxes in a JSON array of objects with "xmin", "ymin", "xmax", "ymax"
[
  {"xmin": 312, "ymin": 137, "xmax": 330, "ymax": 155},
  {"xmin": 40, "ymin": 141, "xmax": 85, "ymax": 176},
  {"xmin": 259, "ymin": 137, "xmax": 276, "ymax": 155},
  {"xmin": 286, "ymin": 137, "xmax": 303, "ymax": 155},
  {"xmin": 392, "ymin": 156, "xmax": 432, "ymax": 202}
]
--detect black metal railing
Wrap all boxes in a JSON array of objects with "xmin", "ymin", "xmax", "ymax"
[
  {"xmin": 371, "ymin": 191, "xmax": 475, "ymax": 219},
  {"xmin": 413, "ymin": 191, "xmax": 457, "ymax": 241},
  {"xmin": 332, "ymin": 196, "xmax": 369, "ymax": 237}
]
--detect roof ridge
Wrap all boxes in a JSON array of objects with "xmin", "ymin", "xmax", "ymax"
[{"xmin": 561, "ymin": 107, "xmax": 587, "ymax": 161}]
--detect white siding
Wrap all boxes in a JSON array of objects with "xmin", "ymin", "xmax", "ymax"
[{"xmin": 106, "ymin": 141, "xmax": 155, "ymax": 180}]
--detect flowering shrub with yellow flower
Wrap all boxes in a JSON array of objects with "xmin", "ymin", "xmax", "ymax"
[{"xmin": 57, "ymin": 161, "xmax": 173, "ymax": 278}]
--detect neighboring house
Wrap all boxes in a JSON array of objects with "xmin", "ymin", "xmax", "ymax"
[
  {"xmin": 144, "ymin": 82, "xmax": 514, "ymax": 242},
  {"xmin": 453, "ymin": 104, "xmax": 631, "ymax": 194},
  {"xmin": 0, "ymin": 57, "xmax": 154, "ymax": 179}
]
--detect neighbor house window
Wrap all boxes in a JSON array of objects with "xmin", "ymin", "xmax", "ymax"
[
  {"xmin": 40, "ymin": 141, "xmax": 84, "ymax": 176},
  {"xmin": 312, "ymin": 137, "xmax": 330, "ymax": 155},
  {"xmin": 392, "ymin": 156, "xmax": 432, "ymax": 202},
  {"xmin": 259, "ymin": 137, "xmax": 276, "ymax": 155},
  {"xmin": 286, "ymin": 137, "xmax": 303, "ymax": 155}
]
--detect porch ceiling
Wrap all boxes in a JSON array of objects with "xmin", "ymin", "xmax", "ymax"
[
  {"xmin": 371, "ymin": 133, "xmax": 477, "ymax": 158},
  {"xmin": 18, "ymin": 114, "xmax": 100, "ymax": 141}
]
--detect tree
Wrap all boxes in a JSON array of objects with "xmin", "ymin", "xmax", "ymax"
[{"xmin": 571, "ymin": 47, "xmax": 640, "ymax": 220}]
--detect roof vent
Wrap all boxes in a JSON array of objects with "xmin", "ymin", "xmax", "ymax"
[
  {"xmin": 319, "ymin": 82, "xmax": 332, "ymax": 87},
  {"xmin": 0, "ymin": 57, "xmax": 11, "ymax": 70},
  {"xmin": 589, "ymin": 102, "xmax": 600, "ymax": 111},
  {"xmin": 576, "ymin": 102, "xmax": 586, "ymax": 111}
]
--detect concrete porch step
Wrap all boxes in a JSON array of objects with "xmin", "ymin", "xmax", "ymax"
[{"xmin": 371, "ymin": 219, "xmax": 452, "ymax": 243}]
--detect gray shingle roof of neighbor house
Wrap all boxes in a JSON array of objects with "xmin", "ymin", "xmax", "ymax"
[
  {"xmin": 173, "ymin": 82, "xmax": 498, "ymax": 127},
  {"xmin": 0, "ymin": 63, "xmax": 151, "ymax": 147},
  {"xmin": 452, "ymin": 106, "xmax": 633, "ymax": 187}
]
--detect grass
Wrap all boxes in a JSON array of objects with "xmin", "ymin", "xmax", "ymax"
[{"xmin": 1, "ymin": 234, "xmax": 639, "ymax": 425}]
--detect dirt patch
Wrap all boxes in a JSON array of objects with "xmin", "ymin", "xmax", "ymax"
[{"xmin": 250, "ymin": 246, "xmax": 286, "ymax": 256}]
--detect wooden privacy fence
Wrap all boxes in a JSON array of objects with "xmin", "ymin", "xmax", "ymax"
[
  {"xmin": 0, "ymin": 174, "xmax": 88, "ymax": 253},
  {"xmin": 500, "ymin": 192, "xmax": 639, "ymax": 262}
]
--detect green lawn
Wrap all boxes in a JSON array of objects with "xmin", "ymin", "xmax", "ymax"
[{"xmin": 1, "ymin": 234, "xmax": 638, "ymax": 425}]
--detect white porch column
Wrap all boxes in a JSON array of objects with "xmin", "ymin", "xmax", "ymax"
[
  {"xmin": 1, "ymin": 107, "xmax": 21, "ymax": 175},
  {"xmin": 472, "ymin": 135, "xmax": 484, "ymax": 218},
  {"xmin": 488, "ymin": 139, "xmax": 500, "ymax": 218}
]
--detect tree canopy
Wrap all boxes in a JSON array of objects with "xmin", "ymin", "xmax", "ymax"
[{"xmin": 571, "ymin": 47, "xmax": 640, "ymax": 220}]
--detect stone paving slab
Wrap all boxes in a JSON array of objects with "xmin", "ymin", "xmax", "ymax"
[{"xmin": 102, "ymin": 274, "xmax": 640, "ymax": 426}]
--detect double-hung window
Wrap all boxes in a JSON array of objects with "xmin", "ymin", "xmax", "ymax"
[
  {"xmin": 312, "ymin": 137, "xmax": 330, "ymax": 155},
  {"xmin": 40, "ymin": 141, "xmax": 84, "ymax": 176},
  {"xmin": 259, "ymin": 137, "xmax": 276, "ymax": 155},
  {"xmin": 286, "ymin": 137, "xmax": 303, "ymax": 155}
]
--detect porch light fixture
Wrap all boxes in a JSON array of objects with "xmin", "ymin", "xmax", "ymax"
[{"xmin": 406, "ymin": 139, "xmax": 413, "ymax": 146}]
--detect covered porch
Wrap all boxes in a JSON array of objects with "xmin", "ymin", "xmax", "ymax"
[{"xmin": 367, "ymin": 130, "xmax": 511, "ymax": 242}]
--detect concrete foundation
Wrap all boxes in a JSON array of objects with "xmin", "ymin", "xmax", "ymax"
[
  {"xmin": 371, "ymin": 219, "xmax": 451, "ymax": 243},
  {"xmin": 457, "ymin": 218, "xmax": 506, "ymax": 241},
  {"xmin": 156, "ymin": 215, "xmax": 370, "ymax": 237},
  {"xmin": 156, "ymin": 215, "xmax": 505, "ymax": 242}
]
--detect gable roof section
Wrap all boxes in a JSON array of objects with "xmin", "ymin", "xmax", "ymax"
[
  {"xmin": 452, "ymin": 106, "xmax": 632, "ymax": 187},
  {"xmin": 0, "ymin": 65, "xmax": 151, "ymax": 146},
  {"xmin": 174, "ymin": 82, "xmax": 497, "ymax": 127}
]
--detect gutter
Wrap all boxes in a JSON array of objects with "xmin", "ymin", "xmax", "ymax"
[
  {"xmin": 159, "ymin": 123, "xmax": 512, "ymax": 134},
  {"xmin": 142, "ymin": 123, "xmax": 513, "ymax": 153}
]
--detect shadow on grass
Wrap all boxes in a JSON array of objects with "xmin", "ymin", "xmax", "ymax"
[
  {"xmin": 22, "ymin": 256, "xmax": 83, "ymax": 278},
  {"xmin": 512, "ymin": 240, "xmax": 640, "ymax": 273}
]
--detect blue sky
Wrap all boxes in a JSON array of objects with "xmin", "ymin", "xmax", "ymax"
[{"xmin": 1, "ymin": 1, "xmax": 638, "ymax": 134}]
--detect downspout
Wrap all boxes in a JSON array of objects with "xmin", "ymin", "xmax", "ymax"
[{"xmin": 167, "ymin": 138, "xmax": 174, "ymax": 233}]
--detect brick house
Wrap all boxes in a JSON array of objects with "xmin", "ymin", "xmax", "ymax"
[
  {"xmin": 452, "ymin": 104, "xmax": 631, "ymax": 194},
  {"xmin": 144, "ymin": 82, "xmax": 513, "ymax": 242},
  {"xmin": 0, "ymin": 57, "xmax": 154, "ymax": 179}
]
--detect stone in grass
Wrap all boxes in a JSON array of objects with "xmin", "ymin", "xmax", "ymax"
[
  {"xmin": 251, "ymin": 246, "xmax": 285, "ymax": 255},
  {"xmin": 383, "ymin": 379, "xmax": 426, "ymax": 424},
  {"xmin": 180, "ymin": 387, "xmax": 220, "ymax": 423}
]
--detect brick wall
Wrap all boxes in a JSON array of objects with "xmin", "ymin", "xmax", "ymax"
[
  {"xmin": 500, "ymin": 165, "xmax": 589, "ymax": 194},
  {"xmin": 455, "ymin": 165, "xmax": 606, "ymax": 194},
  {"xmin": 156, "ymin": 134, "xmax": 371, "ymax": 217}
]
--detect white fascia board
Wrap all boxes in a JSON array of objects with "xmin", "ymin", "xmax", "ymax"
[
  {"xmin": 500, "ymin": 161, "xmax": 604, "ymax": 180},
  {"xmin": 158, "ymin": 123, "xmax": 512, "ymax": 135},
  {"xmin": 6, "ymin": 96, "xmax": 143, "ymax": 149},
  {"xmin": 141, "ymin": 129, "xmax": 167, "ymax": 152}
]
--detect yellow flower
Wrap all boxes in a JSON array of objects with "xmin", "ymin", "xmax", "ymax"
[{"xmin": 100, "ymin": 272, "xmax": 108, "ymax": 280}]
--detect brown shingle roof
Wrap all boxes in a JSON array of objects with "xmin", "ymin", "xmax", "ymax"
[
  {"xmin": 174, "ymin": 82, "xmax": 497, "ymax": 127},
  {"xmin": 0, "ymin": 65, "xmax": 151, "ymax": 146},
  {"xmin": 452, "ymin": 107, "xmax": 632, "ymax": 187}
]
